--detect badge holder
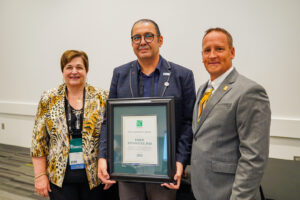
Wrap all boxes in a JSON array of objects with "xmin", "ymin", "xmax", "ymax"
[{"xmin": 69, "ymin": 138, "xmax": 85, "ymax": 170}]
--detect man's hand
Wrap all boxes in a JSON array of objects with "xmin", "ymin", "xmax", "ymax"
[
  {"xmin": 35, "ymin": 175, "xmax": 51, "ymax": 197},
  {"xmin": 161, "ymin": 161, "xmax": 183, "ymax": 190},
  {"xmin": 97, "ymin": 158, "xmax": 116, "ymax": 190}
]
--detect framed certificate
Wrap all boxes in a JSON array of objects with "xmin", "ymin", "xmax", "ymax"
[{"xmin": 107, "ymin": 97, "xmax": 176, "ymax": 183}]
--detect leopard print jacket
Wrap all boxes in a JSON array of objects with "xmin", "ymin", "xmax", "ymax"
[{"xmin": 31, "ymin": 83, "xmax": 108, "ymax": 189}]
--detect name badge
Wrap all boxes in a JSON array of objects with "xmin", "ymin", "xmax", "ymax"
[{"xmin": 69, "ymin": 138, "xmax": 85, "ymax": 170}]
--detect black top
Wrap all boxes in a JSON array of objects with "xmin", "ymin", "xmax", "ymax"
[
  {"xmin": 64, "ymin": 97, "xmax": 87, "ymax": 183},
  {"xmin": 65, "ymin": 97, "xmax": 84, "ymax": 139}
]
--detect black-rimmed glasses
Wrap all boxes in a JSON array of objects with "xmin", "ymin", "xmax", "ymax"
[{"xmin": 131, "ymin": 33, "xmax": 160, "ymax": 44}]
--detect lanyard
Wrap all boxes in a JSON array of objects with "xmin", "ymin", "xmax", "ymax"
[
  {"xmin": 65, "ymin": 88, "xmax": 85, "ymax": 140},
  {"xmin": 139, "ymin": 72, "xmax": 155, "ymax": 97}
]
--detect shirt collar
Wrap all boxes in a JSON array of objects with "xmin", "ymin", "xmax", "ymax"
[
  {"xmin": 208, "ymin": 67, "xmax": 234, "ymax": 92},
  {"xmin": 137, "ymin": 56, "xmax": 162, "ymax": 74}
]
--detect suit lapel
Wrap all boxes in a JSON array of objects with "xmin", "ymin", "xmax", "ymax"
[
  {"xmin": 192, "ymin": 82, "xmax": 208, "ymax": 134},
  {"xmin": 157, "ymin": 57, "xmax": 170, "ymax": 97},
  {"xmin": 132, "ymin": 57, "xmax": 170, "ymax": 97},
  {"xmin": 130, "ymin": 61, "xmax": 139, "ymax": 97},
  {"xmin": 195, "ymin": 69, "xmax": 238, "ymax": 137},
  {"xmin": 198, "ymin": 84, "xmax": 232, "ymax": 127}
]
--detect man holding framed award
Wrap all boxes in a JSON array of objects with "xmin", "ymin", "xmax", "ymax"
[{"xmin": 98, "ymin": 19, "xmax": 196, "ymax": 200}]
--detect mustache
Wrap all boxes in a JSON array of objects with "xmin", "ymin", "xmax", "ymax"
[{"xmin": 138, "ymin": 44, "xmax": 151, "ymax": 50}]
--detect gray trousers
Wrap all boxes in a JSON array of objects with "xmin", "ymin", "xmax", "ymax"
[{"xmin": 119, "ymin": 182, "xmax": 176, "ymax": 200}]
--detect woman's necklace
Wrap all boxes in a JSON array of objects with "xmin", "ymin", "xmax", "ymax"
[
  {"xmin": 76, "ymin": 99, "xmax": 82, "ymax": 104},
  {"xmin": 66, "ymin": 87, "xmax": 84, "ymax": 108}
]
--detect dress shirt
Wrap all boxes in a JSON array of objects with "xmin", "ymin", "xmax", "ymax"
[
  {"xmin": 208, "ymin": 66, "xmax": 234, "ymax": 94},
  {"xmin": 137, "ymin": 58, "xmax": 161, "ymax": 97}
]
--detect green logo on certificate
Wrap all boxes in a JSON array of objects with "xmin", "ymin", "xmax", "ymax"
[{"xmin": 136, "ymin": 120, "xmax": 143, "ymax": 127}]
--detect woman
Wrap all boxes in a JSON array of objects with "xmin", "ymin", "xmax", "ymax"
[{"xmin": 31, "ymin": 50, "xmax": 108, "ymax": 199}]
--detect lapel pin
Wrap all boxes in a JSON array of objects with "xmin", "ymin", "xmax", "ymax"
[
  {"xmin": 223, "ymin": 85, "xmax": 228, "ymax": 91},
  {"xmin": 164, "ymin": 82, "xmax": 169, "ymax": 87},
  {"xmin": 163, "ymin": 72, "xmax": 170, "ymax": 76}
]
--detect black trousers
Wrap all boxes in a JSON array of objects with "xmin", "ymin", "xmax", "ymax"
[
  {"xmin": 49, "ymin": 181, "xmax": 104, "ymax": 200},
  {"xmin": 49, "ymin": 165, "xmax": 104, "ymax": 200}
]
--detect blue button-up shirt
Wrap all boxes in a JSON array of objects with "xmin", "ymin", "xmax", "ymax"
[{"xmin": 137, "ymin": 58, "xmax": 162, "ymax": 97}]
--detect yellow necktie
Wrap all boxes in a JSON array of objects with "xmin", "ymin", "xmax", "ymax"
[{"xmin": 197, "ymin": 88, "xmax": 213, "ymax": 122}]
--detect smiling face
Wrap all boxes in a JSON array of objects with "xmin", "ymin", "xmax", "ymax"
[
  {"xmin": 131, "ymin": 21, "xmax": 163, "ymax": 61},
  {"xmin": 202, "ymin": 31, "xmax": 235, "ymax": 81},
  {"xmin": 62, "ymin": 56, "xmax": 87, "ymax": 88}
]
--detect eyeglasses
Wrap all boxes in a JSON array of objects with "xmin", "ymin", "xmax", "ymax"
[{"xmin": 131, "ymin": 33, "xmax": 160, "ymax": 44}]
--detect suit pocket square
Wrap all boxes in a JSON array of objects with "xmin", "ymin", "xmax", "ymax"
[{"xmin": 211, "ymin": 160, "xmax": 237, "ymax": 174}]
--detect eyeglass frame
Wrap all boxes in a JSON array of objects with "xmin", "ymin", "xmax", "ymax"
[{"xmin": 131, "ymin": 33, "xmax": 161, "ymax": 44}]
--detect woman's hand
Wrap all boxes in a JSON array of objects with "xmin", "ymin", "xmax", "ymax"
[
  {"xmin": 35, "ymin": 175, "xmax": 51, "ymax": 197},
  {"xmin": 32, "ymin": 157, "xmax": 51, "ymax": 197}
]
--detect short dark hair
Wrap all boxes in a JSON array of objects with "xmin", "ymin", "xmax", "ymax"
[
  {"xmin": 203, "ymin": 27, "xmax": 233, "ymax": 49},
  {"xmin": 131, "ymin": 19, "xmax": 161, "ymax": 36},
  {"xmin": 60, "ymin": 50, "xmax": 89, "ymax": 72}
]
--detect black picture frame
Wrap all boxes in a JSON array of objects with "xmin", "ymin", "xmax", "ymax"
[{"xmin": 107, "ymin": 97, "xmax": 176, "ymax": 183}]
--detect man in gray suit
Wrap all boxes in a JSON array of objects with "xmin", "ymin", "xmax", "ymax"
[{"xmin": 191, "ymin": 27, "xmax": 271, "ymax": 200}]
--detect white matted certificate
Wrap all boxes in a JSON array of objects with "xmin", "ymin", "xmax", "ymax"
[{"xmin": 122, "ymin": 115, "xmax": 158, "ymax": 165}]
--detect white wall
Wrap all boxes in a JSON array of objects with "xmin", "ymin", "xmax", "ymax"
[{"xmin": 0, "ymin": 0, "xmax": 299, "ymax": 160}]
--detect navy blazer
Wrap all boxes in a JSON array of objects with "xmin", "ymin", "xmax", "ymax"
[{"xmin": 99, "ymin": 57, "xmax": 196, "ymax": 166}]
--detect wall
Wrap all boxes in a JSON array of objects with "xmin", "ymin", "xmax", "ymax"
[{"xmin": 0, "ymin": 0, "xmax": 299, "ymax": 160}]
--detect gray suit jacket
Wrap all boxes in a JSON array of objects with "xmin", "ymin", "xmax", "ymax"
[{"xmin": 191, "ymin": 69, "xmax": 271, "ymax": 200}]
